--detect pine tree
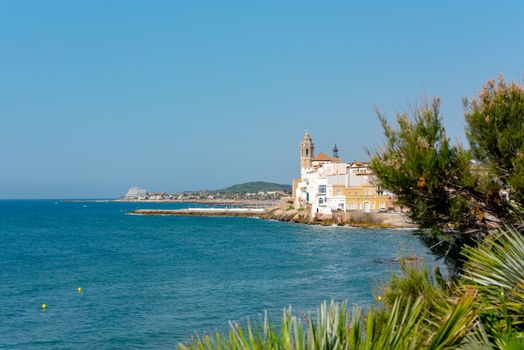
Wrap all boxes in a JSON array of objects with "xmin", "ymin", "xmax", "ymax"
[
  {"xmin": 465, "ymin": 77, "xmax": 524, "ymax": 208},
  {"xmin": 370, "ymin": 77, "xmax": 524, "ymax": 266}
]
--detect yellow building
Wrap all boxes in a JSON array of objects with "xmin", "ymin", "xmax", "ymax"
[{"xmin": 334, "ymin": 184, "xmax": 394, "ymax": 212}]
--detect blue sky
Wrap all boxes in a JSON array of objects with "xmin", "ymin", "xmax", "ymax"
[{"xmin": 1, "ymin": 1, "xmax": 523, "ymax": 198}]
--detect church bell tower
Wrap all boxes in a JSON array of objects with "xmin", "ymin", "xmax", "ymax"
[
  {"xmin": 300, "ymin": 131, "xmax": 315, "ymax": 173},
  {"xmin": 332, "ymin": 144, "xmax": 339, "ymax": 159}
]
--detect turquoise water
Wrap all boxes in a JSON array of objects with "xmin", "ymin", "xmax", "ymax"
[{"xmin": 0, "ymin": 200, "xmax": 439, "ymax": 349}]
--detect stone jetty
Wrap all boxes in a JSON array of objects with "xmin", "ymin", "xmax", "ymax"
[{"xmin": 129, "ymin": 208, "xmax": 266, "ymax": 217}]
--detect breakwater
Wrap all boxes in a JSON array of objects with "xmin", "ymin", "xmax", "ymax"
[{"xmin": 130, "ymin": 208, "xmax": 265, "ymax": 217}]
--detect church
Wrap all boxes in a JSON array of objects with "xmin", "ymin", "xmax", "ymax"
[{"xmin": 292, "ymin": 131, "xmax": 395, "ymax": 215}]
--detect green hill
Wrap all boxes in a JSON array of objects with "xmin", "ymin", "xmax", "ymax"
[{"xmin": 215, "ymin": 181, "xmax": 291, "ymax": 194}]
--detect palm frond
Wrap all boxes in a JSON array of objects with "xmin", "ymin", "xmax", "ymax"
[{"xmin": 462, "ymin": 226, "xmax": 524, "ymax": 331}]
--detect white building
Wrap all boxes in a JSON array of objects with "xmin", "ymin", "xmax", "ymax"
[
  {"xmin": 122, "ymin": 187, "xmax": 147, "ymax": 200},
  {"xmin": 292, "ymin": 131, "xmax": 394, "ymax": 216},
  {"xmin": 294, "ymin": 132, "xmax": 345, "ymax": 215}
]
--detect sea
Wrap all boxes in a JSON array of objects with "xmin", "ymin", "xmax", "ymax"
[{"xmin": 0, "ymin": 200, "xmax": 440, "ymax": 349}]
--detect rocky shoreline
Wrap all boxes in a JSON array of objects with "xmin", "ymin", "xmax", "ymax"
[
  {"xmin": 129, "ymin": 199, "xmax": 416, "ymax": 229},
  {"xmin": 261, "ymin": 199, "xmax": 416, "ymax": 228}
]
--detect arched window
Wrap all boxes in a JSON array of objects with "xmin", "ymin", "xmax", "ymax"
[{"xmin": 306, "ymin": 149, "xmax": 309, "ymax": 156}]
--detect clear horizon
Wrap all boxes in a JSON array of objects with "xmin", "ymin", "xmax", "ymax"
[{"xmin": 2, "ymin": 1, "xmax": 524, "ymax": 199}]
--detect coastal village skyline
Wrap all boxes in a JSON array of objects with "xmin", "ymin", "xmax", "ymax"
[{"xmin": 124, "ymin": 129, "xmax": 393, "ymax": 216}]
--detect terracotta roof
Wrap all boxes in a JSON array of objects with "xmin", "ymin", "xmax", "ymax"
[{"xmin": 313, "ymin": 152, "xmax": 338, "ymax": 162}]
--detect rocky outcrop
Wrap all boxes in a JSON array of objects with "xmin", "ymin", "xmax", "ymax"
[{"xmin": 261, "ymin": 198, "xmax": 416, "ymax": 229}]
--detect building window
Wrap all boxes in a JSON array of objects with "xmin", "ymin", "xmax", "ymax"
[
  {"xmin": 318, "ymin": 185, "xmax": 327, "ymax": 194},
  {"xmin": 336, "ymin": 189, "xmax": 341, "ymax": 196},
  {"xmin": 380, "ymin": 202, "xmax": 385, "ymax": 209}
]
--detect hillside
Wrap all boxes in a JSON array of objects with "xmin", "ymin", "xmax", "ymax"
[{"xmin": 215, "ymin": 181, "xmax": 291, "ymax": 194}]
